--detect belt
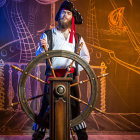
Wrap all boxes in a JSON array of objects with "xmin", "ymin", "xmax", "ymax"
[{"xmin": 46, "ymin": 68, "xmax": 75, "ymax": 83}]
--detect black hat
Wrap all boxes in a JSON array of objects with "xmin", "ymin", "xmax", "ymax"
[{"xmin": 55, "ymin": 0, "xmax": 83, "ymax": 24}]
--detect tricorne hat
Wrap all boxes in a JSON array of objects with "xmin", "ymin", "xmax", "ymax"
[{"xmin": 55, "ymin": 0, "xmax": 83, "ymax": 24}]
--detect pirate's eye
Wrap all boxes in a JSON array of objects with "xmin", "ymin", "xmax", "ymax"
[{"xmin": 67, "ymin": 12, "xmax": 71, "ymax": 15}]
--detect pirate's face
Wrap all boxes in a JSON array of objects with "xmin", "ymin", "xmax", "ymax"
[{"xmin": 59, "ymin": 9, "xmax": 72, "ymax": 22}]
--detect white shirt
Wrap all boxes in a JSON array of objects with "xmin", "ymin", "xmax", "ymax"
[{"xmin": 36, "ymin": 28, "xmax": 90, "ymax": 72}]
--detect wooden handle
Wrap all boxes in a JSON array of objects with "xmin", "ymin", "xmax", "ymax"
[{"xmin": 64, "ymin": 42, "xmax": 84, "ymax": 78}]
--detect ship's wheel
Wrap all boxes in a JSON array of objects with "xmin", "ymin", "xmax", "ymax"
[{"xmin": 18, "ymin": 50, "xmax": 98, "ymax": 128}]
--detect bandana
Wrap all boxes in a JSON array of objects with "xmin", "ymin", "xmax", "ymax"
[{"xmin": 69, "ymin": 16, "xmax": 78, "ymax": 44}]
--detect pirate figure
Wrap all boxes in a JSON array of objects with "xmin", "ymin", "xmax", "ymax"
[{"xmin": 32, "ymin": 0, "xmax": 90, "ymax": 140}]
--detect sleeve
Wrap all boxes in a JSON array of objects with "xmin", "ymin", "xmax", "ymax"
[
  {"xmin": 78, "ymin": 37, "xmax": 90, "ymax": 72},
  {"xmin": 36, "ymin": 33, "xmax": 49, "ymax": 56}
]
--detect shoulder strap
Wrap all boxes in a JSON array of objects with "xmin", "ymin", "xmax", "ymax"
[
  {"xmin": 44, "ymin": 30, "xmax": 53, "ymax": 75},
  {"xmin": 74, "ymin": 33, "xmax": 81, "ymax": 76},
  {"xmin": 44, "ymin": 30, "xmax": 52, "ymax": 51},
  {"xmin": 75, "ymin": 33, "xmax": 81, "ymax": 53}
]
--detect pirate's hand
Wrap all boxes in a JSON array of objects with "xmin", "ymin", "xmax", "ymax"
[{"xmin": 40, "ymin": 38, "xmax": 48, "ymax": 52}]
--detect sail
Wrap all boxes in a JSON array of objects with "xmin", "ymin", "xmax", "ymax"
[{"xmin": 108, "ymin": 7, "xmax": 125, "ymax": 30}]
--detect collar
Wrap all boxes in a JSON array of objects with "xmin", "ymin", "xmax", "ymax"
[{"xmin": 53, "ymin": 27, "xmax": 71, "ymax": 34}]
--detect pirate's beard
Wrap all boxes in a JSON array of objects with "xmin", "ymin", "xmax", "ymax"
[{"xmin": 58, "ymin": 18, "xmax": 72, "ymax": 29}]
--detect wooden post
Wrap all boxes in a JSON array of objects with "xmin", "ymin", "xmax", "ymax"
[{"xmin": 48, "ymin": 77, "xmax": 72, "ymax": 140}]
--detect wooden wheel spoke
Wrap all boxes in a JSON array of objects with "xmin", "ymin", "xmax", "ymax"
[
  {"xmin": 70, "ymin": 95, "xmax": 105, "ymax": 114},
  {"xmin": 46, "ymin": 54, "xmax": 56, "ymax": 77},
  {"xmin": 70, "ymin": 128, "xmax": 76, "ymax": 140},
  {"xmin": 65, "ymin": 60, "xmax": 75, "ymax": 78},
  {"xmin": 64, "ymin": 42, "xmax": 83, "ymax": 78},
  {"xmin": 11, "ymin": 65, "xmax": 47, "ymax": 84},
  {"xmin": 8, "ymin": 93, "xmax": 44, "ymax": 108},
  {"xmin": 44, "ymin": 44, "xmax": 56, "ymax": 77},
  {"xmin": 70, "ymin": 73, "xmax": 109, "ymax": 87}
]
